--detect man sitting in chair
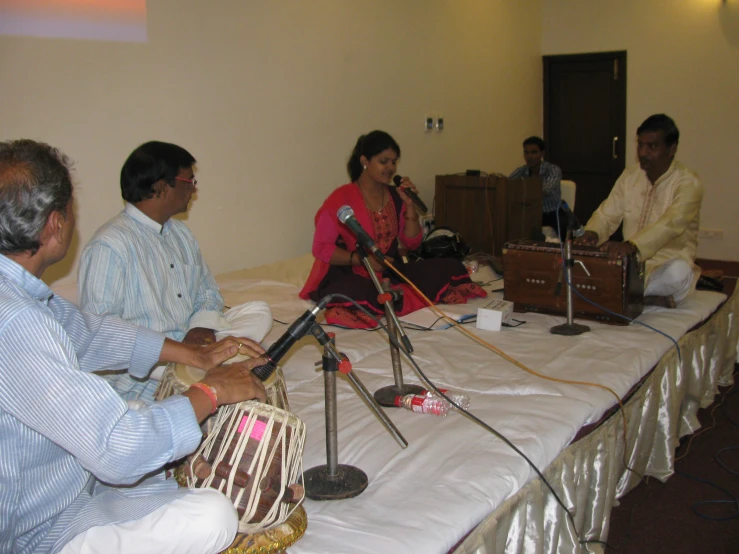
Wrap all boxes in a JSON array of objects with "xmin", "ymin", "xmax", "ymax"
[
  {"xmin": 575, "ymin": 114, "xmax": 703, "ymax": 308},
  {"xmin": 509, "ymin": 136, "xmax": 568, "ymax": 240},
  {"xmin": 79, "ymin": 141, "xmax": 273, "ymax": 403}
]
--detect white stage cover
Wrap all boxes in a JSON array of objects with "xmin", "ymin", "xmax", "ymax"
[{"xmin": 215, "ymin": 257, "xmax": 738, "ymax": 554}]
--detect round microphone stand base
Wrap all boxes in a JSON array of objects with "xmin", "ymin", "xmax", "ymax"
[
  {"xmin": 550, "ymin": 322, "xmax": 590, "ymax": 336},
  {"xmin": 374, "ymin": 384, "xmax": 426, "ymax": 407},
  {"xmin": 303, "ymin": 464, "xmax": 368, "ymax": 501}
]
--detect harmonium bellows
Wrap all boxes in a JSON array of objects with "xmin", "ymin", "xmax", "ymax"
[{"xmin": 502, "ymin": 240, "xmax": 645, "ymax": 325}]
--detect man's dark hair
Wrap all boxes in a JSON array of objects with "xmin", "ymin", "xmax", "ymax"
[
  {"xmin": 0, "ymin": 139, "xmax": 74, "ymax": 255},
  {"xmin": 347, "ymin": 131, "xmax": 401, "ymax": 182},
  {"xmin": 120, "ymin": 141, "xmax": 196, "ymax": 203},
  {"xmin": 523, "ymin": 136, "xmax": 546, "ymax": 151},
  {"xmin": 637, "ymin": 114, "xmax": 680, "ymax": 147}
]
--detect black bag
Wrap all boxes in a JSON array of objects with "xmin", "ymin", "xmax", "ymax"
[{"xmin": 420, "ymin": 227, "xmax": 470, "ymax": 259}]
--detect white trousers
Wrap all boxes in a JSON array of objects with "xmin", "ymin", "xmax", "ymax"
[
  {"xmin": 644, "ymin": 259, "xmax": 694, "ymax": 303},
  {"xmin": 59, "ymin": 489, "xmax": 237, "ymax": 554},
  {"xmin": 216, "ymin": 301, "xmax": 273, "ymax": 343},
  {"xmin": 148, "ymin": 301, "xmax": 273, "ymax": 384}
]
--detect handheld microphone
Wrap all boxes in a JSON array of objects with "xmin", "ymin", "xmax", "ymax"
[
  {"xmin": 251, "ymin": 298, "xmax": 330, "ymax": 381},
  {"xmin": 393, "ymin": 175, "xmax": 428, "ymax": 213},
  {"xmin": 337, "ymin": 205, "xmax": 386, "ymax": 261},
  {"xmin": 560, "ymin": 200, "xmax": 585, "ymax": 239}
]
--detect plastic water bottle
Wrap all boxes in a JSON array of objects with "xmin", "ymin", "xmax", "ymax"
[
  {"xmin": 423, "ymin": 388, "xmax": 470, "ymax": 410},
  {"xmin": 395, "ymin": 393, "xmax": 449, "ymax": 416}
]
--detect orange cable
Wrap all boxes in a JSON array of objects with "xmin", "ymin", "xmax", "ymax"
[{"xmin": 384, "ymin": 258, "xmax": 641, "ymax": 477}]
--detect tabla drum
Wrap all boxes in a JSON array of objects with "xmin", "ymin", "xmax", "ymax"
[
  {"xmin": 185, "ymin": 401, "xmax": 307, "ymax": 535},
  {"xmin": 154, "ymin": 355, "xmax": 290, "ymax": 411}
]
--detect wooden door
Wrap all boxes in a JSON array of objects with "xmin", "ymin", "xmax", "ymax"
[{"xmin": 543, "ymin": 51, "xmax": 627, "ymax": 233}]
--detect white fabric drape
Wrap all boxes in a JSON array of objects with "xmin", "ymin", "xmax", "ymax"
[
  {"xmin": 213, "ymin": 259, "xmax": 738, "ymax": 554},
  {"xmin": 455, "ymin": 288, "xmax": 738, "ymax": 554}
]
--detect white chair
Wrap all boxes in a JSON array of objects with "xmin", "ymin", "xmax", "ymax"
[
  {"xmin": 542, "ymin": 180, "xmax": 577, "ymax": 242},
  {"xmin": 561, "ymin": 179, "xmax": 576, "ymax": 210}
]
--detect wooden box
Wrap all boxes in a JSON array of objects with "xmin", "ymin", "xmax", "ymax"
[
  {"xmin": 502, "ymin": 239, "xmax": 644, "ymax": 324},
  {"xmin": 434, "ymin": 174, "xmax": 543, "ymax": 257}
]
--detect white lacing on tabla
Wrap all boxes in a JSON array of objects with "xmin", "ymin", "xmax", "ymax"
[{"xmin": 188, "ymin": 401, "xmax": 307, "ymax": 534}]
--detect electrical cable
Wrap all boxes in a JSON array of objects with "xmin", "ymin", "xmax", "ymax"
[
  {"xmin": 674, "ymin": 470, "xmax": 739, "ymax": 521},
  {"xmin": 325, "ymin": 292, "xmax": 609, "ymax": 549}
]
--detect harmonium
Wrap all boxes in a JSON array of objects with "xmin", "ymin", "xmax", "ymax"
[{"xmin": 502, "ymin": 239, "xmax": 645, "ymax": 325}]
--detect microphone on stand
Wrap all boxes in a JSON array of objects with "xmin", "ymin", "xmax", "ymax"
[
  {"xmin": 560, "ymin": 200, "xmax": 585, "ymax": 239},
  {"xmin": 337, "ymin": 205, "xmax": 386, "ymax": 261},
  {"xmin": 251, "ymin": 297, "xmax": 331, "ymax": 381},
  {"xmin": 393, "ymin": 175, "xmax": 428, "ymax": 213}
]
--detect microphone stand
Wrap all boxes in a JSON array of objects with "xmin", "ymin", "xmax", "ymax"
[
  {"xmin": 353, "ymin": 245, "xmax": 425, "ymax": 407},
  {"xmin": 550, "ymin": 228, "xmax": 591, "ymax": 336},
  {"xmin": 303, "ymin": 323, "xmax": 408, "ymax": 500}
]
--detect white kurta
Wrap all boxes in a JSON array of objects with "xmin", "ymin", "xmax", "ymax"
[{"xmin": 584, "ymin": 160, "xmax": 703, "ymax": 290}]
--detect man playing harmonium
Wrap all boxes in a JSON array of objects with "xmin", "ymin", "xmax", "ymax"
[
  {"xmin": 575, "ymin": 114, "xmax": 703, "ymax": 307},
  {"xmin": 0, "ymin": 139, "xmax": 268, "ymax": 554},
  {"xmin": 78, "ymin": 141, "xmax": 273, "ymax": 403}
]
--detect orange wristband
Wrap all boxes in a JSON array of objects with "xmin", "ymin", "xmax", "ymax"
[{"xmin": 190, "ymin": 382, "xmax": 218, "ymax": 414}]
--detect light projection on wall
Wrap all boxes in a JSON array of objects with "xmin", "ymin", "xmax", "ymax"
[{"xmin": 0, "ymin": 0, "xmax": 147, "ymax": 42}]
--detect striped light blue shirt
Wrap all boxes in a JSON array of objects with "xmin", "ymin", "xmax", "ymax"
[
  {"xmin": 78, "ymin": 203, "xmax": 225, "ymax": 341},
  {"xmin": 78, "ymin": 204, "xmax": 226, "ymax": 401},
  {"xmin": 0, "ymin": 255, "xmax": 203, "ymax": 554},
  {"xmin": 509, "ymin": 160, "xmax": 563, "ymax": 213}
]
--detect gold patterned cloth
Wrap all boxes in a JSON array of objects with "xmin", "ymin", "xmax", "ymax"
[{"xmin": 224, "ymin": 505, "xmax": 307, "ymax": 554}]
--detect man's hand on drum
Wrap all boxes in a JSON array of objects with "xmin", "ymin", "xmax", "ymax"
[
  {"xmin": 197, "ymin": 336, "xmax": 265, "ymax": 371},
  {"xmin": 217, "ymin": 336, "xmax": 265, "ymax": 360},
  {"xmin": 573, "ymin": 230, "xmax": 599, "ymax": 246},
  {"xmin": 202, "ymin": 359, "xmax": 268, "ymax": 406},
  {"xmin": 184, "ymin": 357, "xmax": 268, "ymax": 422},
  {"xmin": 161, "ymin": 336, "xmax": 266, "ymax": 374},
  {"xmin": 182, "ymin": 327, "xmax": 217, "ymax": 345}
]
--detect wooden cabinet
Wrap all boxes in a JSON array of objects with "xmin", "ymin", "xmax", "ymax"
[{"xmin": 434, "ymin": 174, "xmax": 543, "ymax": 257}]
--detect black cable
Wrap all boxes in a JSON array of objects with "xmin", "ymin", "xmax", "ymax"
[
  {"xmin": 716, "ymin": 446, "xmax": 739, "ymax": 477},
  {"xmin": 723, "ymin": 385, "xmax": 739, "ymax": 427},
  {"xmin": 674, "ymin": 470, "xmax": 739, "ymax": 520},
  {"xmin": 326, "ymin": 292, "xmax": 605, "ymax": 548}
]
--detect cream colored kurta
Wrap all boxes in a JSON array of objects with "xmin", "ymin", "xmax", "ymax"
[{"xmin": 584, "ymin": 160, "xmax": 703, "ymax": 287}]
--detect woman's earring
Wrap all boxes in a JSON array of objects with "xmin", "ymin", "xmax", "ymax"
[{"xmin": 363, "ymin": 165, "xmax": 367, "ymax": 169}]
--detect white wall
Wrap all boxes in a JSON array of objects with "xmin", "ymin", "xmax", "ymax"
[
  {"xmin": 543, "ymin": 0, "xmax": 739, "ymax": 261},
  {"xmin": 0, "ymin": 0, "xmax": 543, "ymax": 288}
]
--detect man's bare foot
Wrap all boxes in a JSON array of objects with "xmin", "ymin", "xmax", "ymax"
[{"xmin": 644, "ymin": 295, "xmax": 676, "ymax": 309}]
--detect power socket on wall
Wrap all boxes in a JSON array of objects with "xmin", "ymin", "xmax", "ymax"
[{"xmin": 424, "ymin": 112, "xmax": 445, "ymax": 132}]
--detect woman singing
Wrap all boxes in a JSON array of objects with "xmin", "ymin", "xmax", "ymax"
[{"xmin": 300, "ymin": 130, "xmax": 486, "ymax": 328}]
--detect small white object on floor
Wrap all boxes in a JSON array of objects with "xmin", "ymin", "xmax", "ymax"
[{"xmin": 476, "ymin": 298, "xmax": 514, "ymax": 331}]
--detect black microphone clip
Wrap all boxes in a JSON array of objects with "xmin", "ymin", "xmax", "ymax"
[
  {"xmin": 560, "ymin": 200, "xmax": 585, "ymax": 239},
  {"xmin": 251, "ymin": 296, "xmax": 332, "ymax": 381}
]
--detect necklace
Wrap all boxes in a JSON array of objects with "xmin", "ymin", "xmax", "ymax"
[{"xmin": 357, "ymin": 182, "xmax": 385, "ymax": 213}]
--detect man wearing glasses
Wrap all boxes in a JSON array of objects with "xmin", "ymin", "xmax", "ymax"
[{"xmin": 79, "ymin": 141, "xmax": 273, "ymax": 403}]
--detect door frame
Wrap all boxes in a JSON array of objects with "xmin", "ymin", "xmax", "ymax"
[{"xmin": 543, "ymin": 50, "xmax": 627, "ymax": 223}]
